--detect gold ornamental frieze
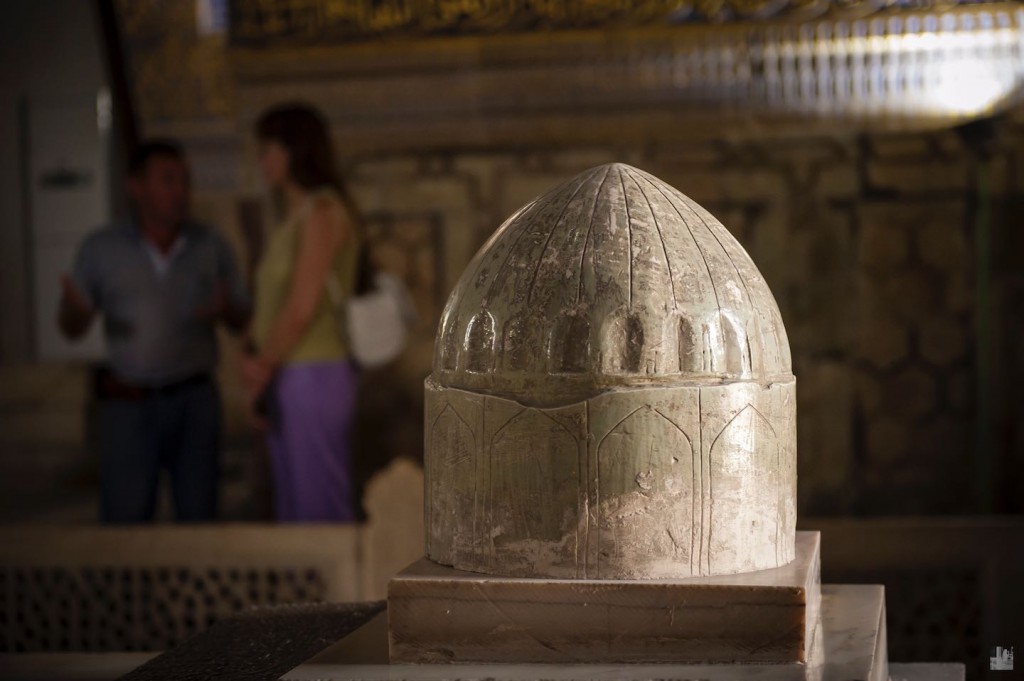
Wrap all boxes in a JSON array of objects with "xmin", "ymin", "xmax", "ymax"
[
  {"xmin": 117, "ymin": 0, "xmax": 1024, "ymax": 140},
  {"xmin": 228, "ymin": 0, "xmax": 1017, "ymax": 44}
]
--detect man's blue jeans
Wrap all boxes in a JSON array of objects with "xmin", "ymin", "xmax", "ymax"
[{"xmin": 98, "ymin": 378, "xmax": 221, "ymax": 522}]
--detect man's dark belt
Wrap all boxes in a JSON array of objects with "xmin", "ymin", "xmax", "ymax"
[{"xmin": 96, "ymin": 368, "xmax": 212, "ymax": 402}]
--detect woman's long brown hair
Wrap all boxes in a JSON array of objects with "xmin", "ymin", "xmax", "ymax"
[
  {"xmin": 255, "ymin": 103, "xmax": 361, "ymax": 222},
  {"xmin": 256, "ymin": 103, "xmax": 371, "ymax": 291}
]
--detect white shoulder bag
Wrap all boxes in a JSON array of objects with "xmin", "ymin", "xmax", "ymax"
[{"xmin": 326, "ymin": 267, "xmax": 417, "ymax": 369}]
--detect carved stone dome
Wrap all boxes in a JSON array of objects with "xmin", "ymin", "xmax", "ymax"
[
  {"xmin": 425, "ymin": 163, "xmax": 797, "ymax": 580},
  {"xmin": 434, "ymin": 163, "xmax": 792, "ymax": 406}
]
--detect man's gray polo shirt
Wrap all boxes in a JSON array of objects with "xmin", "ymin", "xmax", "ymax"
[{"xmin": 71, "ymin": 220, "xmax": 250, "ymax": 385}]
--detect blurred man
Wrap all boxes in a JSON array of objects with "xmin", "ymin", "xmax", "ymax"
[{"xmin": 59, "ymin": 140, "xmax": 250, "ymax": 523}]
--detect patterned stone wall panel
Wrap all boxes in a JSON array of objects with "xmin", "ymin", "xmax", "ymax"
[{"xmin": 854, "ymin": 200, "xmax": 975, "ymax": 513}]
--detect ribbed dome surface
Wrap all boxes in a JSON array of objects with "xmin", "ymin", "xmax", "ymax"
[{"xmin": 435, "ymin": 163, "xmax": 792, "ymax": 405}]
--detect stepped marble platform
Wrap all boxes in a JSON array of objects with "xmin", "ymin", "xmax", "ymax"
[{"xmin": 291, "ymin": 584, "xmax": 889, "ymax": 681}]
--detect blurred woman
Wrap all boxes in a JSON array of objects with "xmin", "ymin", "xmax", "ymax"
[{"xmin": 243, "ymin": 103, "xmax": 362, "ymax": 522}]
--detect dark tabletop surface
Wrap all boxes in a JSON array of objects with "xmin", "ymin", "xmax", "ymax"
[{"xmin": 118, "ymin": 601, "xmax": 385, "ymax": 681}]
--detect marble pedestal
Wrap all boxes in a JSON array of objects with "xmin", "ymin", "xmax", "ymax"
[{"xmin": 389, "ymin": 532, "xmax": 821, "ymax": 665}]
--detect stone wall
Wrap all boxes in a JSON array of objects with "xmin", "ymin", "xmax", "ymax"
[
  {"xmin": 65, "ymin": 0, "xmax": 1020, "ymax": 524},
  {"xmin": 4, "ymin": 122, "xmax": 1019, "ymax": 521},
  {"xmin": 3, "ymin": 2, "xmax": 1021, "ymax": 528},
  {"xmin": 331, "ymin": 121, "xmax": 1024, "ymax": 516}
]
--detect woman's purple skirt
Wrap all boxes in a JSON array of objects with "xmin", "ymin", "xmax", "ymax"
[{"xmin": 267, "ymin": 359, "xmax": 359, "ymax": 522}]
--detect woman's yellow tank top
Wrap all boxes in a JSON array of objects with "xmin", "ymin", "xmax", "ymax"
[{"xmin": 252, "ymin": 186, "xmax": 360, "ymax": 364}]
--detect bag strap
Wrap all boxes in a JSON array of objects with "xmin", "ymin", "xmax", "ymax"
[{"xmin": 353, "ymin": 242, "xmax": 375, "ymax": 296}]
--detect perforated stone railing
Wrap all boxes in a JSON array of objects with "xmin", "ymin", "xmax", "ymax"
[{"xmin": 0, "ymin": 525, "xmax": 364, "ymax": 652}]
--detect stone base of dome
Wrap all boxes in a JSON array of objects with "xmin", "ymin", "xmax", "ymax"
[
  {"xmin": 425, "ymin": 377, "xmax": 797, "ymax": 579},
  {"xmin": 388, "ymin": 531, "xmax": 821, "ymax": 665}
]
